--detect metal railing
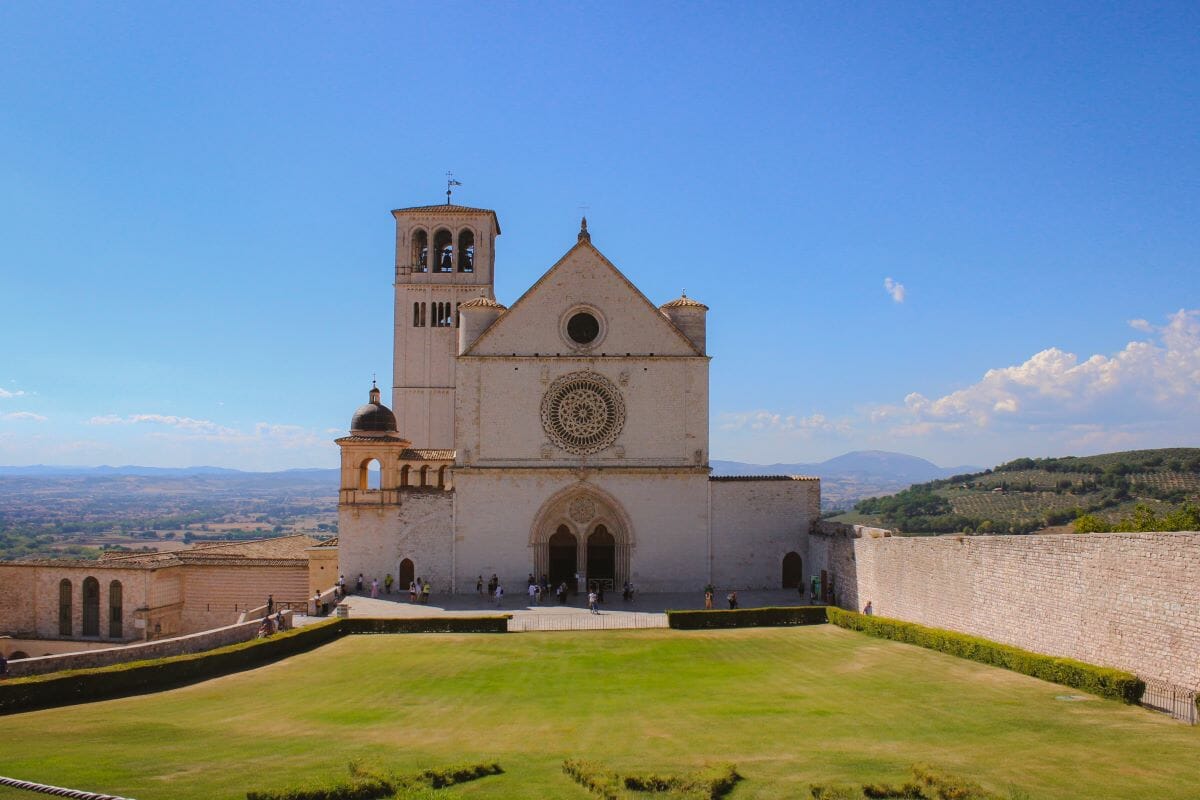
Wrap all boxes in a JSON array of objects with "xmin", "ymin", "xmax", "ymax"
[
  {"xmin": 1140, "ymin": 679, "xmax": 1198, "ymax": 725},
  {"xmin": 508, "ymin": 612, "xmax": 667, "ymax": 632}
]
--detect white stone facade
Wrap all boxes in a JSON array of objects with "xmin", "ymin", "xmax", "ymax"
[{"xmin": 336, "ymin": 205, "xmax": 820, "ymax": 594}]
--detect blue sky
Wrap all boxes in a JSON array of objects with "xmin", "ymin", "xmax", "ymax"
[{"xmin": 1, "ymin": 2, "xmax": 1197, "ymax": 470}]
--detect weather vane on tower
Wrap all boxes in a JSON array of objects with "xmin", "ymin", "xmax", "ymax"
[{"xmin": 445, "ymin": 171, "xmax": 462, "ymax": 205}]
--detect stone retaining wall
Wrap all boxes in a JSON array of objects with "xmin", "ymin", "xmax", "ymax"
[
  {"xmin": 5, "ymin": 610, "xmax": 293, "ymax": 678},
  {"xmin": 812, "ymin": 522, "xmax": 1200, "ymax": 688}
]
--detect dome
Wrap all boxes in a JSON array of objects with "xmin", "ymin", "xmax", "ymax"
[
  {"xmin": 350, "ymin": 384, "xmax": 397, "ymax": 434},
  {"xmin": 660, "ymin": 293, "xmax": 708, "ymax": 310},
  {"xmin": 460, "ymin": 296, "xmax": 507, "ymax": 310}
]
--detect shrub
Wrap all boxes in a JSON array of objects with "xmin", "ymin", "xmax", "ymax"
[
  {"xmin": 825, "ymin": 608, "xmax": 1144, "ymax": 704},
  {"xmin": 0, "ymin": 616, "xmax": 510, "ymax": 716},
  {"xmin": 247, "ymin": 761, "xmax": 502, "ymax": 800},
  {"xmin": 562, "ymin": 759, "xmax": 621, "ymax": 800},
  {"xmin": 667, "ymin": 606, "xmax": 827, "ymax": 630}
]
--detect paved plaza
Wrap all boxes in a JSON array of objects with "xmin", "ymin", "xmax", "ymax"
[{"xmin": 296, "ymin": 588, "xmax": 818, "ymax": 631}]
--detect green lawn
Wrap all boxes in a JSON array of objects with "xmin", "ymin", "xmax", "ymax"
[{"xmin": 0, "ymin": 626, "xmax": 1197, "ymax": 799}]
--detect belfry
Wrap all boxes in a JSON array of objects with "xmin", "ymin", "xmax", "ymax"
[{"xmin": 335, "ymin": 200, "xmax": 819, "ymax": 593}]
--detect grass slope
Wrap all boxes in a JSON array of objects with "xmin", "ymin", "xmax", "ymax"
[{"xmin": 0, "ymin": 628, "xmax": 1197, "ymax": 799}]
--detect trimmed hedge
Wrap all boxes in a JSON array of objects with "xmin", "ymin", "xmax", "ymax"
[
  {"xmin": 667, "ymin": 605, "xmax": 828, "ymax": 630},
  {"xmin": 826, "ymin": 607, "xmax": 1144, "ymax": 704},
  {"xmin": 344, "ymin": 616, "xmax": 509, "ymax": 635},
  {"xmin": 563, "ymin": 759, "xmax": 740, "ymax": 800},
  {"xmin": 811, "ymin": 763, "xmax": 1004, "ymax": 799},
  {"xmin": 0, "ymin": 616, "xmax": 510, "ymax": 716},
  {"xmin": 246, "ymin": 761, "xmax": 503, "ymax": 800}
]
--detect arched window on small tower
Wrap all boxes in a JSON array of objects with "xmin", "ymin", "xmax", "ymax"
[
  {"xmin": 411, "ymin": 229, "xmax": 428, "ymax": 272},
  {"xmin": 413, "ymin": 302, "xmax": 421, "ymax": 327},
  {"xmin": 82, "ymin": 576, "xmax": 100, "ymax": 637},
  {"xmin": 400, "ymin": 465, "xmax": 410, "ymax": 487},
  {"xmin": 357, "ymin": 458, "xmax": 382, "ymax": 491},
  {"xmin": 433, "ymin": 229, "xmax": 453, "ymax": 273},
  {"xmin": 58, "ymin": 579, "xmax": 72, "ymax": 636},
  {"xmin": 457, "ymin": 229, "xmax": 475, "ymax": 272},
  {"xmin": 109, "ymin": 580, "xmax": 123, "ymax": 638}
]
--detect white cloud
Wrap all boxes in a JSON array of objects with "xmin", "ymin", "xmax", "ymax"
[
  {"xmin": 884, "ymin": 277, "xmax": 906, "ymax": 303},
  {"xmin": 1129, "ymin": 318, "xmax": 1153, "ymax": 332},
  {"xmin": 1, "ymin": 411, "xmax": 47, "ymax": 422},
  {"xmin": 0, "ymin": 388, "xmax": 26, "ymax": 399},
  {"xmin": 873, "ymin": 309, "xmax": 1200, "ymax": 431}
]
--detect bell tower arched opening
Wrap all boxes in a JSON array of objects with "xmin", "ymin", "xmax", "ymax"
[
  {"xmin": 457, "ymin": 229, "xmax": 475, "ymax": 272},
  {"xmin": 411, "ymin": 229, "xmax": 428, "ymax": 273},
  {"xmin": 433, "ymin": 228, "xmax": 453, "ymax": 272}
]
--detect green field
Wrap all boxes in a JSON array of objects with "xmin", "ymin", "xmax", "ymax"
[{"xmin": 1, "ymin": 627, "xmax": 1197, "ymax": 799}]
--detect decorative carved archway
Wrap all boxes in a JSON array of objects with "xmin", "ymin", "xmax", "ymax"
[{"xmin": 530, "ymin": 484, "xmax": 633, "ymax": 590}]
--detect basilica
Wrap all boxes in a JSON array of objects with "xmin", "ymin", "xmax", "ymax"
[{"xmin": 334, "ymin": 202, "xmax": 819, "ymax": 594}]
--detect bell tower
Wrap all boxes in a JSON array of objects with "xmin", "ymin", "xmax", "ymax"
[{"xmin": 391, "ymin": 201, "xmax": 500, "ymax": 449}]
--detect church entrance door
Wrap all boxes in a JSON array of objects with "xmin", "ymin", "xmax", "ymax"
[
  {"xmin": 548, "ymin": 526, "xmax": 578, "ymax": 590},
  {"xmin": 398, "ymin": 558, "xmax": 415, "ymax": 588},
  {"xmin": 586, "ymin": 525, "xmax": 616, "ymax": 591},
  {"xmin": 782, "ymin": 551, "xmax": 802, "ymax": 589}
]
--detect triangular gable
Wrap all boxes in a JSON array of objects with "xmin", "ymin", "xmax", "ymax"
[{"xmin": 464, "ymin": 240, "xmax": 703, "ymax": 357}]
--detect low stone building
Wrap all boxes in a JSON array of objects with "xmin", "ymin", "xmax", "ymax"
[{"xmin": 0, "ymin": 534, "xmax": 319, "ymax": 659}]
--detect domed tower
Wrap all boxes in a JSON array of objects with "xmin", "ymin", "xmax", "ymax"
[
  {"xmin": 391, "ymin": 201, "xmax": 501, "ymax": 450},
  {"xmin": 335, "ymin": 383, "xmax": 409, "ymax": 507},
  {"xmin": 660, "ymin": 293, "xmax": 709, "ymax": 354}
]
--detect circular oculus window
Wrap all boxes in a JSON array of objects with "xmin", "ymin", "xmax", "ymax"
[
  {"xmin": 566, "ymin": 311, "xmax": 600, "ymax": 344},
  {"xmin": 540, "ymin": 371, "xmax": 626, "ymax": 455}
]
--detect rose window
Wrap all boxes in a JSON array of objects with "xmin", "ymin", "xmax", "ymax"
[{"xmin": 541, "ymin": 371, "xmax": 625, "ymax": 455}]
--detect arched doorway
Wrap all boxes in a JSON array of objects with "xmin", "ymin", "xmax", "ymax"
[
  {"xmin": 398, "ymin": 558, "xmax": 415, "ymax": 588},
  {"xmin": 548, "ymin": 525, "xmax": 578, "ymax": 590},
  {"xmin": 782, "ymin": 551, "xmax": 803, "ymax": 589},
  {"xmin": 82, "ymin": 576, "xmax": 100, "ymax": 636},
  {"xmin": 587, "ymin": 526, "xmax": 616, "ymax": 591}
]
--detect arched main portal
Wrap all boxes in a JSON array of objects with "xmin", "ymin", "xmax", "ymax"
[
  {"xmin": 548, "ymin": 526, "xmax": 577, "ymax": 589},
  {"xmin": 530, "ymin": 486, "xmax": 633, "ymax": 592},
  {"xmin": 782, "ymin": 551, "xmax": 803, "ymax": 589}
]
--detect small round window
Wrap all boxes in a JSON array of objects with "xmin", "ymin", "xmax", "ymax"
[{"xmin": 566, "ymin": 312, "xmax": 600, "ymax": 344}]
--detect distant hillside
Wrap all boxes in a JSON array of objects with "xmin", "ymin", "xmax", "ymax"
[
  {"xmin": 834, "ymin": 448, "xmax": 1200, "ymax": 535},
  {"xmin": 712, "ymin": 451, "xmax": 981, "ymax": 509}
]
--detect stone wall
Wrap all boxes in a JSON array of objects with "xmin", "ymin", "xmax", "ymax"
[
  {"xmin": 709, "ymin": 477, "xmax": 819, "ymax": 590},
  {"xmin": 178, "ymin": 564, "xmax": 310, "ymax": 632},
  {"xmin": 811, "ymin": 523, "xmax": 1200, "ymax": 688},
  {"xmin": 3, "ymin": 611, "xmax": 291, "ymax": 678},
  {"xmin": 337, "ymin": 490, "xmax": 454, "ymax": 596}
]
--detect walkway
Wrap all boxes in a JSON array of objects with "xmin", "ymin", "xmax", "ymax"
[{"xmin": 296, "ymin": 589, "xmax": 817, "ymax": 632}]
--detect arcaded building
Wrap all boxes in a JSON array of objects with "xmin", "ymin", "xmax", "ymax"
[{"xmin": 334, "ymin": 202, "xmax": 819, "ymax": 594}]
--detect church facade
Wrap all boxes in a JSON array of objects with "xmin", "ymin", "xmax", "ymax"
[{"xmin": 335, "ymin": 202, "xmax": 819, "ymax": 594}]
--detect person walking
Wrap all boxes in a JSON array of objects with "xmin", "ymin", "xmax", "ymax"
[
  {"xmin": 409, "ymin": 581, "xmax": 417, "ymax": 603},
  {"xmin": 863, "ymin": 600, "xmax": 874, "ymax": 616},
  {"xmin": 704, "ymin": 590, "xmax": 713, "ymax": 610},
  {"xmin": 476, "ymin": 575, "xmax": 484, "ymax": 595},
  {"xmin": 727, "ymin": 591, "xmax": 738, "ymax": 610},
  {"xmin": 528, "ymin": 582, "xmax": 537, "ymax": 606},
  {"xmin": 266, "ymin": 594, "xmax": 274, "ymax": 615},
  {"xmin": 494, "ymin": 583, "xmax": 504, "ymax": 607},
  {"xmin": 588, "ymin": 590, "xmax": 599, "ymax": 614},
  {"xmin": 421, "ymin": 580, "xmax": 431, "ymax": 604},
  {"xmin": 337, "ymin": 574, "xmax": 346, "ymax": 599},
  {"xmin": 384, "ymin": 573, "xmax": 393, "ymax": 594},
  {"xmin": 371, "ymin": 578, "xmax": 379, "ymax": 598},
  {"xmin": 356, "ymin": 574, "xmax": 364, "ymax": 594}
]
